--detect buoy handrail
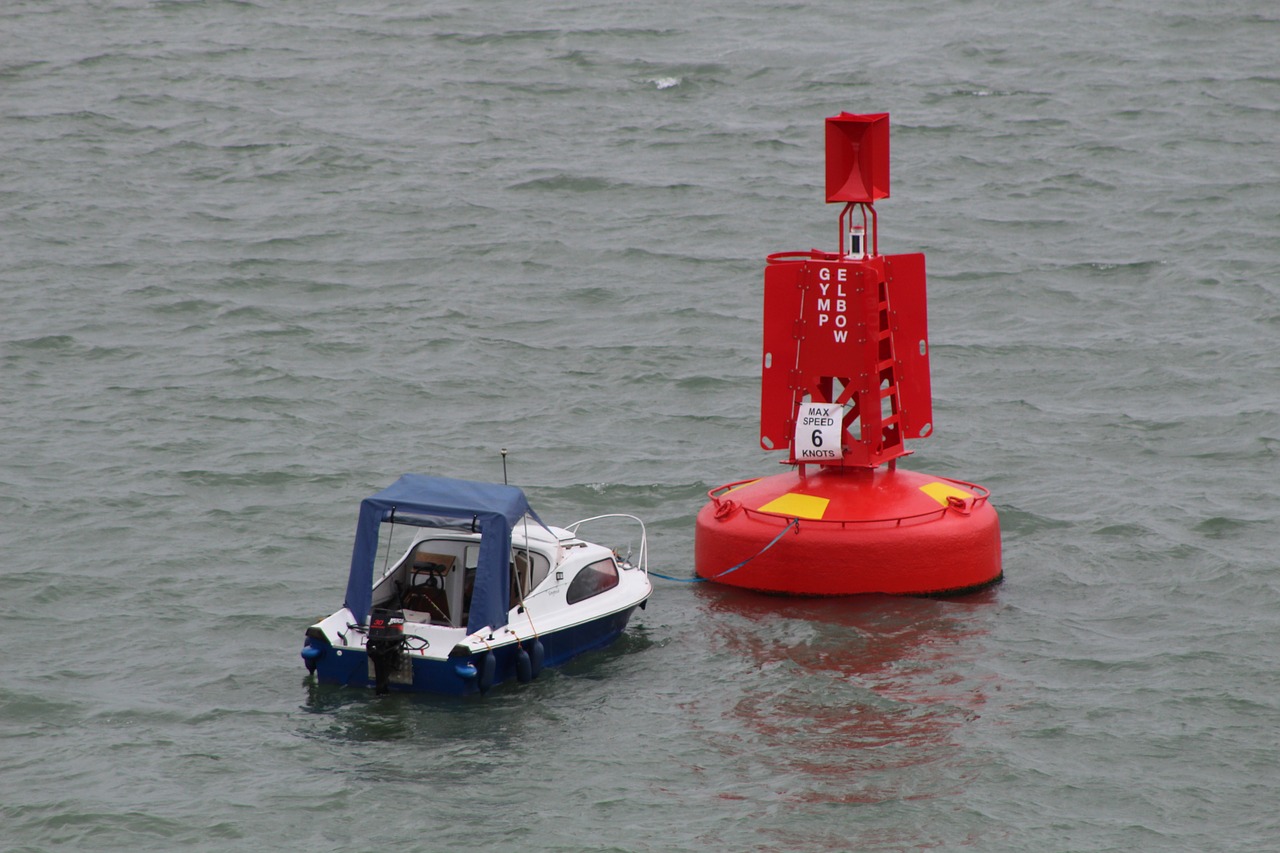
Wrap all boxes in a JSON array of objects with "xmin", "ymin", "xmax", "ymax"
[
  {"xmin": 766, "ymin": 249, "xmax": 841, "ymax": 265},
  {"xmin": 707, "ymin": 476, "xmax": 990, "ymax": 528},
  {"xmin": 566, "ymin": 513, "xmax": 648, "ymax": 575}
]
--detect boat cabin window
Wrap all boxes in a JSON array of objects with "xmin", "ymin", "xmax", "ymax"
[
  {"xmin": 512, "ymin": 548, "xmax": 551, "ymax": 600},
  {"xmin": 566, "ymin": 558, "xmax": 619, "ymax": 605}
]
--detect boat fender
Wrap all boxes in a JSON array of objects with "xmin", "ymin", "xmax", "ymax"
[
  {"xmin": 478, "ymin": 651, "xmax": 496, "ymax": 695},
  {"xmin": 454, "ymin": 661, "xmax": 478, "ymax": 680},
  {"xmin": 529, "ymin": 638, "xmax": 545, "ymax": 679},
  {"xmin": 516, "ymin": 645, "xmax": 532, "ymax": 683},
  {"xmin": 300, "ymin": 642, "xmax": 325, "ymax": 673}
]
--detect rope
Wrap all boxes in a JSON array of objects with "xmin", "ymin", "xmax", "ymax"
[
  {"xmin": 650, "ymin": 517, "xmax": 800, "ymax": 583},
  {"xmin": 410, "ymin": 583, "xmax": 450, "ymax": 623}
]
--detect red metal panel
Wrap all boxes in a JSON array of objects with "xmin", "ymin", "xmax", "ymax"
[
  {"xmin": 792, "ymin": 259, "xmax": 874, "ymax": 373},
  {"xmin": 761, "ymin": 249, "xmax": 931, "ymax": 467},
  {"xmin": 760, "ymin": 259, "xmax": 804, "ymax": 451},
  {"xmin": 794, "ymin": 259, "xmax": 881, "ymax": 467},
  {"xmin": 883, "ymin": 253, "xmax": 933, "ymax": 439}
]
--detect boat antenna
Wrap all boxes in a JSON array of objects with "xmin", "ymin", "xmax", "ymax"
[{"xmin": 501, "ymin": 448, "xmax": 509, "ymax": 484}]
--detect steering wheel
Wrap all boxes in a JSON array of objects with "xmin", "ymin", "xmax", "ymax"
[{"xmin": 411, "ymin": 560, "xmax": 449, "ymax": 589}]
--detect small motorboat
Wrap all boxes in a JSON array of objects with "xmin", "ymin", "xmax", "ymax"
[{"xmin": 301, "ymin": 474, "xmax": 652, "ymax": 695}]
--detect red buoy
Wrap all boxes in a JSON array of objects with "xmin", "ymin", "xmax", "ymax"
[
  {"xmin": 694, "ymin": 112, "xmax": 1002, "ymax": 596},
  {"xmin": 695, "ymin": 467, "xmax": 1000, "ymax": 595}
]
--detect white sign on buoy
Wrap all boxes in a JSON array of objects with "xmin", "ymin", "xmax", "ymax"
[{"xmin": 793, "ymin": 402, "xmax": 842, "ymax": 461}]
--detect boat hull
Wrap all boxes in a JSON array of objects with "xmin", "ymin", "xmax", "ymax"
[{"xmin": 308, "ymin": 605, "xmax": 641, "ymax": 696}]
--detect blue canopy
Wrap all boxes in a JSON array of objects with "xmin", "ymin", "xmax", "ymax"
[{"xmin": 342, "ymin": 474, "xmax": 547, "ymax": 633}]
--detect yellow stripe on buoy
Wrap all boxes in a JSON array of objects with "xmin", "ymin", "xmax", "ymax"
[
  {"xmin": 757, "ymin": 492, "xmax": 830, "ymax": 519},
  {"xmin": 919, "ymin": 481, "xmax": 973, "ymax": 507}
]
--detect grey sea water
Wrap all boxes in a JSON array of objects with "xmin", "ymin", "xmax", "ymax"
[{"xmin": 2, "ymin": 0, "xmax": 1277, "ymax": 850}]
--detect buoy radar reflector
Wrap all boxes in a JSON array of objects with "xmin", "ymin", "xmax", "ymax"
[{"xmin": 693, "ymin": 112, "xmax": 1002, "ymax": 596}]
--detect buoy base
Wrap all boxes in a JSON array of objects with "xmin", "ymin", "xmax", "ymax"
[{"xmin": 694, "ymin": 466, "xmax": 1002, "ymax": 596}]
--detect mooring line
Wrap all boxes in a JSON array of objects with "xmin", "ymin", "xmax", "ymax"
[{"xmin": 650, "ymin": 517, "xmax": 800, "ymax": 583}]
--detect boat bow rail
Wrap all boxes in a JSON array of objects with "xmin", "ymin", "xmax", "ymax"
[{"xmin": 565, "ymin": 513, "xmax": 649, "ymax": 575}]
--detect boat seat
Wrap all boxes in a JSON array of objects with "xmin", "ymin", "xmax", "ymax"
[{"xmin": 403, "ymin": 558, "xmax": 453, "ymax": 625}]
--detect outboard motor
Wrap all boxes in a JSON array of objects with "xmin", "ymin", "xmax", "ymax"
[{"xmin": 366, "ymin": 608, "xmax": 406, "ymax": 695}]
